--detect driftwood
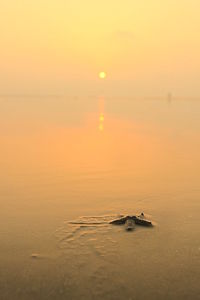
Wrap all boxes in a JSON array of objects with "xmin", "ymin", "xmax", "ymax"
[{"xmin": 110, "ymin": 214, "xmax": 152, "ymax": 227}]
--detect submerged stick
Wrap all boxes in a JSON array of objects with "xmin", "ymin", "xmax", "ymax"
[
  {"xmin": 132, "ymin": 216, "xmax": 152, "ymax": 227},
  {"xmin": 125, "ymin": 219, "xmax": 135, "ymax": 231},
  {"xmin": 109, "ymin": 216, "xmax": 129, "ymax": 225}
]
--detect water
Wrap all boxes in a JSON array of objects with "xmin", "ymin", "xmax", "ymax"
[{"xmin": 0, "ymin": 96, "xmax": 200, "ymax": 300}]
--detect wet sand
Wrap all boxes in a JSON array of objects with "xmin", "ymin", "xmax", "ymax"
[{"xmin": 0, "ymin": 96, "xmax": 200, "ymax": 299}]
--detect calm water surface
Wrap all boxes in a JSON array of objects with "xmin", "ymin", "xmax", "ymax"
[{"xmin": 0, "ymin": 96, "xmax": 200, "ymax": 300}]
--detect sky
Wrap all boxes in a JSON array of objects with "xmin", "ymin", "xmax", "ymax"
[{"xmin": 0, "ymin": 0, "xmax": 200, "ymax": 96}]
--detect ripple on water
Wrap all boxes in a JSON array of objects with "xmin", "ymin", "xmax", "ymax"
[{"xmin": 55, "ymin": 214, "xmax": 122, "ymax": 259}]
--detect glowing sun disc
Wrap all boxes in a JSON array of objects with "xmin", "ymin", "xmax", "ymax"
[{"xmin": 99, "ymin": 72, "xmax": 106, "ymax": 79}]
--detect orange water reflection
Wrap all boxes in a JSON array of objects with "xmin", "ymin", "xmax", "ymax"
[{"xmin": 0, "ymin": 97, "xmax": 200, "ymax": 201}]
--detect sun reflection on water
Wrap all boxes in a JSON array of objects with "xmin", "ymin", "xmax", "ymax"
[{"xmin": 99, "ymin": 113, "xmax": 105, "ymax": 131}]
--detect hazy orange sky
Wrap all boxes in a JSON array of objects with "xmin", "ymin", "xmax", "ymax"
[{"xmin": 0, "ymin": 0, "xmax": 200, "ymax": 96}]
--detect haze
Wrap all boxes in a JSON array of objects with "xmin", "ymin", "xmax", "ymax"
[{"xmin": 0, "ymin": 0, "xmax": 200, "ymax": 96}]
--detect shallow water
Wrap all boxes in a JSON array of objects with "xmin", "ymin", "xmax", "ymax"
[{"xmin": 0, "ymin": 96, "xmax": 200, "ymax": 300}]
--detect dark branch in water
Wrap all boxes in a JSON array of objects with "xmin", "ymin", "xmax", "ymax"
[{"xmin": 109, "ymin": 215, "xmax": 153, "ymax": 227}]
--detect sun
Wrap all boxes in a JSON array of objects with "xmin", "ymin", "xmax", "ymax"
[{"xmin": 99, "ymin": 71, "xmax": 106, "ymax": 79}]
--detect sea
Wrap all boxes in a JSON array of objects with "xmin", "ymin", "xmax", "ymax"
[{"xmin": 0, "ymin": 95, "xmax": 200, "ymax": 300}]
